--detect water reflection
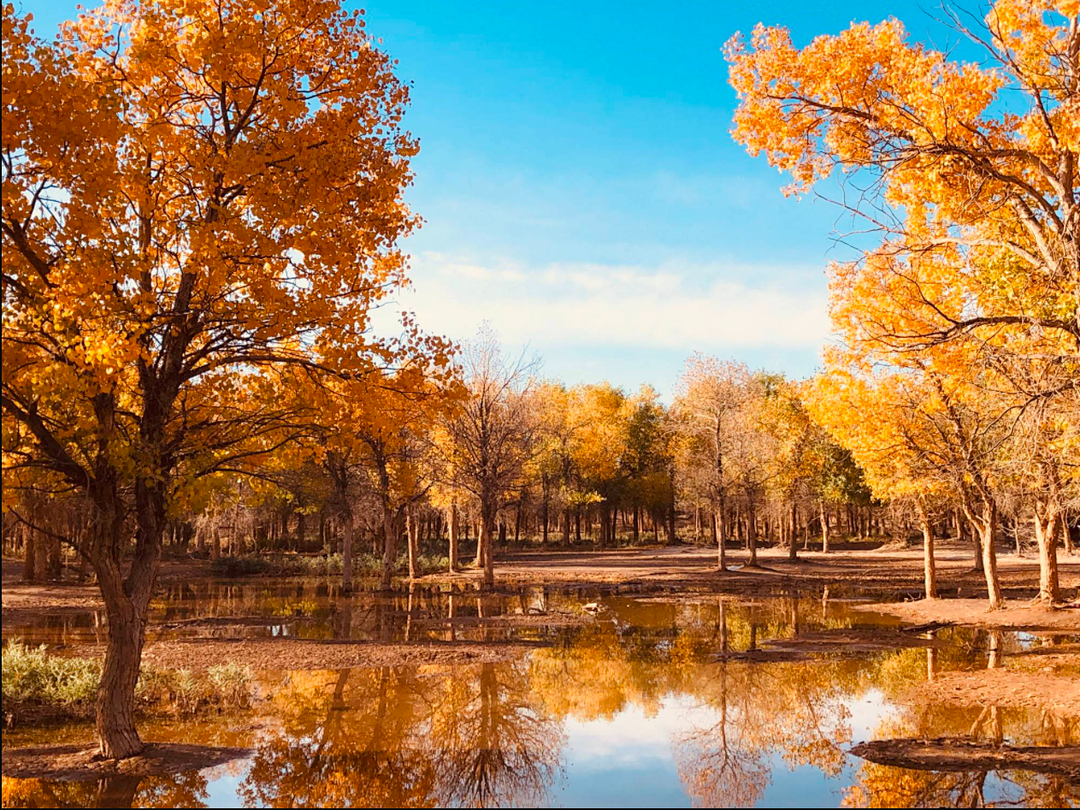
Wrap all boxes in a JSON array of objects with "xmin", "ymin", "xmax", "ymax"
[
  {"xmin": 3, "ymin": 593, "xmax": 1077, "ymax": 808},
  {"xmin": 239, "ymin": 661, "xmax": 563, "ymax": 808},
  {"xmin": 1, "ymin": 772, "xmax": 214, "ymax": 808},
  {"xmin": 2, "ymin": 580, "xmax": 592, "ymax": 649}
]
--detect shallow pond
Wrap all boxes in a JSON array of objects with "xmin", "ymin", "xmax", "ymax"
[{"xmin": 3, "ymin": 582, "xmax": 1077, "ymax": 807}]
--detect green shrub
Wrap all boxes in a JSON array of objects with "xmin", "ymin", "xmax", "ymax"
[
  {"xmin": 207, "ymin": 663, "xmax": 253, "ymax": 709},
  {"xmin": 416, "ymin": 554, "xmax": 450, "ymax": 575},
  {"xmin": 2, "ymin": 640, "xmax": 100, "ymax": 708},
  {"xmin": 172, "ymin": 669, "xmax": 207, "ymax": 715},
  {"xmin": 135, "ymin": 666, "xmax": 175, "ymax": 704},
  {"xmin": 209, "ymin": 550, "xmax": 451, "ymax": 578},
  {"xmin": 2, "ymin": 640, "xmax": 256, "ymax": 723},
  {"xmin": 210, "ymin": 556, "xmax": 275, "ymax": 576}
]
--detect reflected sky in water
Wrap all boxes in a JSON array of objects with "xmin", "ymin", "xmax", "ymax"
[{"xmin": 3, "ymin": 586, "xmax": 1077, "ymax": 808}]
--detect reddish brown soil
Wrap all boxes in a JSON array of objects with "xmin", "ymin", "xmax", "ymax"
[
  {"xmin": 139, "ymin": 637, "xmax": 542, "ymax": 671},
  {"xmin": 850, "ymin": 738, "xmax": 1080, "ymax": 779},
  {"xmin": 1, "ymin": 743, "xmax": 250, "ymax": 781},
  {"xmin": 443, "ymin": 542, "xmax": 1080, "ymax": 600},
  {"xmin": 858, "ymin": 598, "xmax": 1080, "ymax": 630},
  {"xmin": 916, "ymin": 664, "xmax": 1080, "ymax": 716}
]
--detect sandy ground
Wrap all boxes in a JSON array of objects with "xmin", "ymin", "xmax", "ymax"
[
  {"xmin": 850, "ymin": 739, "xmax": 1080, "ymax": 779},
  {"xmin": 857, "ymin": 598, "xmax": 1080, "ymax": 630},
  {"xmin": 138, "ymin": 637, "xmax": 543, "ymax": 670},
  {"xmin": 456, "ymin": 542, "xmax": 1080, "ymax": 602},
  {"xmin": 1, "ymin": 743, "xmax": 250, "ymax": 781},
  {"xmin": 4, "ymin": 543, "xmax": 1077, "ymax": 621},
  {"xmin": 917, "ymin": 665, "xmax": 1080, "ymax": 716}
]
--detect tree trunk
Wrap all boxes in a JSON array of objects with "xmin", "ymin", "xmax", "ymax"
[
  {"xmin": 666, "ymin": 476, "xmax": 677, "ymax": 544},
  {"xmin": 788, "ymin": 501, "xmax": 798, "ymax": 561},
  {"xmin": 714, "ymin": 508, "xmax": 726, "ymax": 571},
  {"xmin": 747, "ymin": 496, "xmax": 758, "ymax": 565},
  {"xmin": 95, "ymin": 596, "xmax": 145, "ymax": 759},
  {"xmin": 341, "ymin": 512, "xmax": 354, "ymax": 593},
  {"xmin": 1034, "ymin": 506, "xmax": 1061, "ymax": 603},
  {"xmin": 23, "ymin": 524, "xmax": 37, "ymax": 583},
  {"xmin": 963, "ymin": 495, "xmax": 1002, "ymax": 609},
  {"xmin": 407, "ymin": 511, "xmax": 419, "ymax": 580},
  {"xmin": 916, "ymin": 500, "xmax": 937, "ymax": 600},
  {"xmin": 380, "ymin": 505, "xmax": 397, "ymax": 591},
  {"xmin": 92, "ymin": 481, "xmax": 164, "ymax": 760},
  {"xmin": 820, "ymin": 500, "xmax": 830, "ymax": 553},
  {"xmin": 46, "ymin": 535, "xmax": 61, "ymax": 580},
  {"xmin": 448, "ymin": 502, "xmax": 460, "ymax": 573},
  {"xmin": 481, "ymin": 497, "xmax": 496, "ymax": 590}
]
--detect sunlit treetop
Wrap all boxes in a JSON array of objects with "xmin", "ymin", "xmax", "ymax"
[
  {"xmin": 3, "ymin": 0, "xmax": 427, "ymax": 499},
  {"xmin": 726, "ymin": 0, "xmax": 1078, "ymax": 370}
]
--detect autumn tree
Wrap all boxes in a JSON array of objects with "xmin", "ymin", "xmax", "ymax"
[
  {"xmin": 570, "ymin": 383, "xmax": 629, "ymax": 548},
  {"xmin": 436, "ymin": 327, "xmax": 539, "ymax": 589},
  {"xmin": 2, "ymin": 0, "xmax": 419, "ymax": 757},
  {"xmin": 727, "ymin": 1, "xmax": 1079, "ymax": 605},
  {"xmin": 807, "ymin": 363, "xmax": 1012, "ymax": 605},
  {"xmin": 532, "ymin": 382, "xmax": 583, "ymax": 546},
  {"xmin": 673, "ymin": 356, "xmax": 752, "ymax": 569},
  {"xmin": 757, "ymin": 377, "xmax": 822, "ymax": 560},
  {"xmin": 726, "ymin": 2, "xmax": 1078, "ymax": 377},
  {"xmin": 302, "ymin": 356, "xmax": 459, "ymax": 592},
  {"xmin": 622, "ymin": 386, "xmax": 675, "ymax": 545}
]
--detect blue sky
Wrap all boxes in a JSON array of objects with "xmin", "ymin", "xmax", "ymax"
[{"xmin": 19, "ymin": 0, "xmax": 982, "ymax": 397}]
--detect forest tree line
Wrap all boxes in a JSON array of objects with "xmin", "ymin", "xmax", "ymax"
[{"xmin": 5, "ymin": 326, "xmax": 1077, "ymax": 605}]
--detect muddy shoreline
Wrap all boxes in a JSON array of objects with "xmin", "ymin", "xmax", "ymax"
[
  {"xmin": 3, "ymin": 544, "xmax": 1078, "ymax": 754},
  {"xmin": 5, "ymin": 542, "xmax": 1078, "ymax": 612}
]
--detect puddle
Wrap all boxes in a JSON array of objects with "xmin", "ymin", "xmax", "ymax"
[{"xmin": 2, "ymin": 584, "xmax": 1077, "ymax": 807}]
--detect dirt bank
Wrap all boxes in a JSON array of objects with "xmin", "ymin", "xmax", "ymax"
[
  {"xmin": 458, "ymin": 543, "xmax": 1080, "ymax": 600},
  {"xmin": 857, "ymin": 599, "xmax": 1080, "ymax": 631},
  {"xmin": 1, "ymin": 743, "xmax": 250, "ymax": 781},
  {"xmin": 918, "ymin": 663, "xmax": 1080, "ymax": 716},
  {"xmin": 850, "ymin": 738, "xmax": 1080, "ymax": 779},
  {"xmin": 139, "ymin": 637, "xmax": 543, "ymax": 671}
]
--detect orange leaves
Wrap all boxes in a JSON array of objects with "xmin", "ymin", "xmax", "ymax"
[
  {"xmin": 726, "ymin": 17, "xmax": 1008, "ymax": 199},
  {"xmin": 1, "ymin": 0, "xmax": 442, "ymax": 527},
  {"xmin": 729, "ymin": 1, "xmax": 1078, "ymax": 516}
]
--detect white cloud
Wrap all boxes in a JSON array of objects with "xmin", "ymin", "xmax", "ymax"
[{"xmin": 387, "ymin": 252, "xmax": 829, "ymax": 355}]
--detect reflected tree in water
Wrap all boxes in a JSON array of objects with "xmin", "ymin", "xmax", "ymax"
[
  {"xmin": 429, "ymin": 661, "xmax": 564, "ymax": 807},
  {"xmin": 1, "ymin": 772, "xmax": 211, "ymax": 809},
  {"xmin": 236, "ymin": 660, "xmax": 562, "ymax": 807}
]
